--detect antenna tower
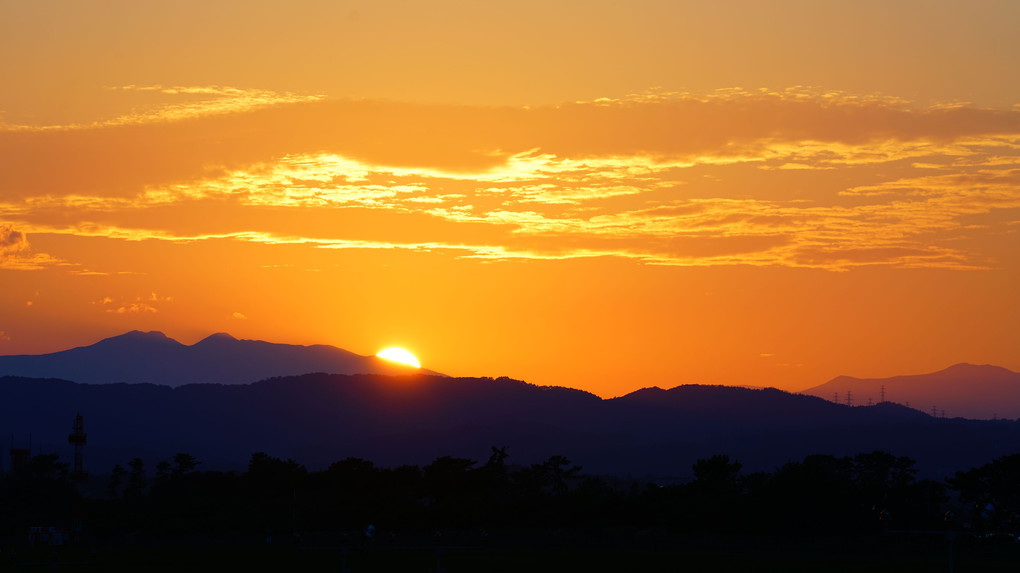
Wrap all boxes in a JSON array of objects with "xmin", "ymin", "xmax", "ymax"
[{"xmin": 68, "ymin": 413, "xmax": 88, "ymax": 481}]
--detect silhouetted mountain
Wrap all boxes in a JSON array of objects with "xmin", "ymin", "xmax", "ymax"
[
  {"xmin": 800, "ymin": 363, "xmax": 1020, "ymax": 419},
  {"xmin": 3, "ymin": 374, "xmax": 1018, "ymax": 480},
  {"xmin": 0, "ymin": 331, "xmax": 439, "ymax": 386}
]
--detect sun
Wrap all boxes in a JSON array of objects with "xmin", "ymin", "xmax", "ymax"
[{"xmin": 376, "ymin": 347, "xmax": 421, "ymax": 368}]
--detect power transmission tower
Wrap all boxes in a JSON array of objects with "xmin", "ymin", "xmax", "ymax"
[
  {"xmin": 846, "ymin": 390, "xmax": 853, "ymax": 407},
  {"xmin": 880, "ymin": 385, "xmax": 885, "ymax": 402}
]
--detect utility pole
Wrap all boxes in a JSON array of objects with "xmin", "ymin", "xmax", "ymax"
[{"xmin": 68, "ymin": 413, "xmax": 88, "ymax": 481}]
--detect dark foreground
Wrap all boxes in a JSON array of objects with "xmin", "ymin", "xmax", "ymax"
[
  {"xmin": 5, "ymin": 449, "xmax": 1020, "ymax": 571},
  {"xmin": 3, "ymin": 532, "xmax": 1019, "ymax": 572}
]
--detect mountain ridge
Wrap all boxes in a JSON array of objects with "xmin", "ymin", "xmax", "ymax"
[
  {"xmin": 3, "ymin": 372, "xmax": 1018, "ymax": 480},
  {"xmin": 801, "ymin": 363, "xmax": 1020, "ymax": 419},
  {"xmin": 0, "ymin": 330, "xmax": 440, "ymax": 386}
]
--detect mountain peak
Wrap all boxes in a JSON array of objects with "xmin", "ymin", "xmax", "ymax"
[
  {"xmin": 104, "ymin": 330, "xmax": 177, "ymax": 343},
  {"xmin": 941, "ymin": 362, "xmax": 1012, "ymax": 376},
  {"xmin": 196, "ymin": 332, "xmax": 239, "ymax": 344},
  {"xmin": 0, "ymin": 330, "xmax": 445, "ymax": 386},
  {"xmin": 615, "ymin": 386, "xmax": 667, "ymax": 401},
  {"xmin": 801, "ymin": 362, "xmax": 1020, "ymax": 419}
]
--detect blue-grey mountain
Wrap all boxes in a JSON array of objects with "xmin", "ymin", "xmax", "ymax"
[
  {"xmin": 0, "ymin": 330, "xmax": 434, "ymax": 386},
  {"xmin": 800, "ymin": 363, "xmax": 1020, "ymax": 419}
]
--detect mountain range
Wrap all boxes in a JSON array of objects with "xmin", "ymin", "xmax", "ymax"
[
  {"xmin": 800, "ymin": 363, "xmax": 1020, "ymax": 419},
  {"xmin": 0, "ymin": 330, "xmax": 436, "ymax": 386},
  {"xmin": 2, "ymin": 332, "xmax": 1019, "ymax": 480},
  {"xmin": 2, "ymin": 373, "xmax": 1018, "ymax": 480}
]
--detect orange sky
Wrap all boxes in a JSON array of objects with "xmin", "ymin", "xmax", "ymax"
[{"xmin": 2, "ymin": 0, "xmax": 1019, "ymax": 397}]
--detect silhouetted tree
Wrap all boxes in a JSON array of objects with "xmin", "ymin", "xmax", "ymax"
[
  {"xmin": 172, "ymin": 452, "xmax": 202, "ymax": 478},
  {"xmin": 155, "ymin": 460, "xmax": 172, "ymax": 483},
  {"xmin": 477, "ymin": 446, "xmax": 512, "ymax": 501},
  {"xmin": 535, "ymin": 455, "xmax": 583, "ymax": 496},
  {"xmin": 852, "ymin": 451, "xmax": 917, "ymax": 497},
  {"xmin": 107, "ymin": 463, "xmax": 126, "ymax": 499},
  {"xmin": 124, "ymin": 457, "xmax": 147, "ymax": 499},
  {"xmin": 0, "ymin": 454, "xmax": 77, "ymax": 532},
  {"xmin": 851, "ymin": 451, "xmax": 919, "ymax": 526},
  {"xmin": 20, "ymin": 453, "xmax": 70, "ymax": 481},
  {"xmin": 764, "ymin": 454, "xmax": 857, "ymax": 532},
  {"xmin": 424, "ymin": 456, "xmax": 476, "ymax": 500},
  {"xmin": 326, "ymin": 457, "xmax": 379, "ymax": 491},
  {"xmin": 246, "ymin": 452, "xmax": 306, "ymax": 489},
  {"xmin": 692, "ymin": 455, "xmax": 742, "ymax": 495},
  {"xmin": 243, "ymin": 452, "xmax": 307, "ymax": 532},
  {"xmin": 484, "ymin": 446, "xmax": 510, "ymax": 472},
  {"xmin": 948, "ymin": 453, "xmax": 1020, "ymax": 532}
]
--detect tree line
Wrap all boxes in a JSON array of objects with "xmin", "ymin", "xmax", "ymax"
[{"xmin": 2, "ymin": 448, "xmax": 1019, "ymax": 542}]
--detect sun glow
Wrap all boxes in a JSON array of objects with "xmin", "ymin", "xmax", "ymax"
[{"xmin": 376, "ymin": 347, "xmax": 421, "ymax": 368}]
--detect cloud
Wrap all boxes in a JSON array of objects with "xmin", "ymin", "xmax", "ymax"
[
  {"xmin": 0, "ymin": 223, "xmax": 70, "ymax": 270},
  {"xmin": 2, "ymin": 90, "xmax": 1019, "ymax": 271},
  {"xmin": 232, "ymin": 312, "xmax": 247, "ymax": 320},
  {"xmin": 96, "ymin": 293, "xmax": 173, "ymax": 314},
  {"xmin": 0, "ymin": 224, "xmax": 28, "ymax": 254},
  {"xmin": 108, "ymin": 303, "xmax": 158, "ymax": 314},
  {"xmin": 4, "ymin": 89, "xmax": 1019, "ymax": 201},
  {"xmin": 5, "ymin": 85, "xmax": 325, "ymax": 132},
  {"xmin": 0, "ymin": 331, "xmax": 9, "ymax": 341}
]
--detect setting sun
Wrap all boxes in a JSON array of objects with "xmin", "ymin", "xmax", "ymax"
[{"xmin": 376, "ymin": 348, "xmax": 421, "ymax": 368}]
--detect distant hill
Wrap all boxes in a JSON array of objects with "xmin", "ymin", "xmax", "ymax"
[
  {"xmin": 3, "ymin": 374, "xmax": 1018, "ymax": 480},
  {"xmin": 800, "ymin": 363, "xmax": 1020, "ymax": 419},
  {"xmin": 0, "ymin": 331, "xmax": 439, "ymax": 386}
]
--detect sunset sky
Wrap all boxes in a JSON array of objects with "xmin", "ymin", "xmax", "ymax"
[{"xmin": 2, "ymin": 0, "xmax": 1019, "ymax": 397}]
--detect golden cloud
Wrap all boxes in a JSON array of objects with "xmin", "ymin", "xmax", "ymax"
[
  {"xmin": 95, "ymin": 292, "xmax": 173, "ymax": 315},
  {"xmin": 2, "ymin": 90, "xmax": 1019, "ymax": 272},
  {"xmin": 0, "ymin": 223, "xmax": 28, "ymax": 254},
  {"xmin": 0, "ymin": 223, "xmax": 68, "ymax": 270}
]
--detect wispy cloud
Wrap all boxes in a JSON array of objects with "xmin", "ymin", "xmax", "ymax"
[
  {"xmin": 2, "ymin": 86, "xmax": 324, "ymax": 132},
  {"xmin": 2, "ymin": 90, "xmax": 1019, "ymax": 271},
  {"xmin": 0, "ymin": 223, "xmax": 66, "ymax": 270},
  {"xmin": 95, "ymin": 292, "xmax": 173, "ymax": 314}
]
